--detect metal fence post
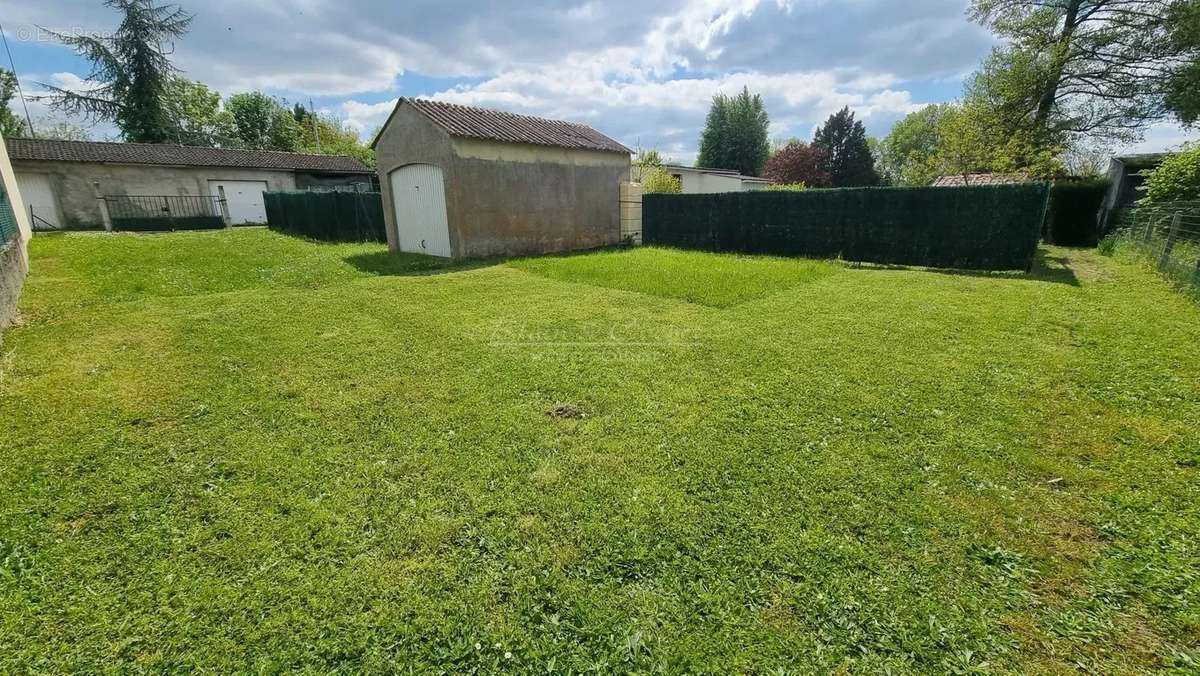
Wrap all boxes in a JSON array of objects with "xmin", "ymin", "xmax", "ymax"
[
  {"xmin": 1159, "ymin": 214, "xmax": 1181, "ymax": 271},
  {"xmin": 93, "ymin": 182, "xmax": 113, "ymax": 232},
  {"xmin": 216, "ymin": 187, "xmax": 232, "ymax": 227}
]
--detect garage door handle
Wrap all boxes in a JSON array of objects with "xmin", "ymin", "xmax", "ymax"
[{"xmin": 421, "ymin": 239, "xmax": 426, "ymax": 249}]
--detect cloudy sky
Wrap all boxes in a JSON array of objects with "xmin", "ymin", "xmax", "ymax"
[{"xmin": 1, "ymin": 0, "xmax": 1193, "ymax": 163}]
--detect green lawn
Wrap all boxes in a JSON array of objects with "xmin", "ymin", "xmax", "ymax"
[{"xmin": 2, "ymin": 229, "xmax": 1198, "ymax": 672}]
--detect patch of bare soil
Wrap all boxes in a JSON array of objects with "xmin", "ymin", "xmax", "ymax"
[{"xmin": 546, "ymin": 403, "xmax": 586, "ymax": 419}]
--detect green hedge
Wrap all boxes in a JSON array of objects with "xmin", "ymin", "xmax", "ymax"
[
  {"xmin": 643, "ymin": 184, "xmax": 1050, "ymax": 270},
  {"xmin": 264, "ymin": 191, "xmax": 386, "ymax": 242},
  {"xmin": 1043, "ymin": 179, "xmax": 1109, "ymax": 247}
]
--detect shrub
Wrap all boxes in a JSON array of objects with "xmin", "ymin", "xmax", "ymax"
[
  {"xmin": 766, "ymin": 183, "xmax": 807, "ymax": 192},
  {"xmin": 642, "ymin": 169, "xmax": 682, "ymax": 194},
  {"xmin": 1141, "ymin": 144, "xmax": 1200, "ymax": 204}
]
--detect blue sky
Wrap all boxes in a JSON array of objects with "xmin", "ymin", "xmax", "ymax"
[{"xmin": 2, "ymin": 0, "xmax": 1193, "ymax": 164}]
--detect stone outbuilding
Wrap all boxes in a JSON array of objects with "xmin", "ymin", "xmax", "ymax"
[
  {"xmin": 5, "ymin": 138, "xmax": 375, "ymax": 230},
  {"xmin": 372, "ymin": 98, "xmax": 632, "ymax": 258},
  {"xmin": 1098, "ymin": 153, "xmax": 1170, "ymax": 232}
]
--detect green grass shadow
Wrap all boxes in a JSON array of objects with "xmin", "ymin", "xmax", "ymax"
[{"xmin": 852, "ymin": 249, "xmax": 1082, "ymax": 287}]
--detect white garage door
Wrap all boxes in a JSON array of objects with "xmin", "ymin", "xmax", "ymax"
[
  {"xmin": 208, "ymin": 180, "xmax": 268, "ymax": 225},
  {"xmin": 389, "ymin": 164, "xmax": 450, "ymax": 257},
  {"xmin": 16, "ymin": 173, "xmax": 61, "ymax": 230}
]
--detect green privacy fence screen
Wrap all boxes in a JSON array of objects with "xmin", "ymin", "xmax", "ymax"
[
  {"xmin": 643, "ymin": 184, "xmax": 1050, "ymax": 270},
  {"xmin": 1042, "ymin": 179, "xmax": 1109, "ymax": 247},
  {"xmin": 264, "ymin": 191, "xmax": 386, "ymax": 242},
  {"xmin": 0, "ymin": 181, "xmax": 19, "ymax": 246}
]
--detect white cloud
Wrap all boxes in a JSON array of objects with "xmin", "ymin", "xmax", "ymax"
[
  {"xmin": 0, "ymin": 0, "xmax": 1015, "ymax": 159},
  {"xmin": 1115, "ymin": 123, "xmax": 1198, "ymax": 155},
  {"xmin": 7, "ymin": 72, "xmax": 119, "ymax": 140}
]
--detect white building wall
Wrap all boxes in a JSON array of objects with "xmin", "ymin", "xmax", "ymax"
[
  {"xmin": 666, "ymin": 167, "xmax": 763, "ymax": 194},
  {"xmin": 0, "ymin": 132, "xmax": 31, "ymax": 328}
]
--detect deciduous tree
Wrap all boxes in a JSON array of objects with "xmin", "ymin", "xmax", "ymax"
[
  {"xmin": 291, "ymin": 104, "xmax": 375, "ymax": 166},
  {"xmin": 879, "ymin": 104, "xmax": 957, "ymax": 186},
  {"xmin": 968, "ymin": 0, "xmax": 1188, "ymax": 145},
  {"xmin": 761, "ymin": 141, "xmax": 832, "ymax": 187},
  {"xmin": 0, "ymin": 69, "xmax": 27, "ymax": 137},
  {"xmin": 163, "ymin": 77, "xmax": 236, "ymax": 146},
  {"xmin": 1164, "ymin": 0, "xmax": 1200, "ymax": 126},
  {"xmin": 227, "ymin": 92, "xmax": 300, "ymax": 151},
  {"xmin": 29, "ymin": 117, "xmax": 92, "ymax": 141},
  {"xmin": 929, "ymin": 101, "xmax": 1064, "ymax": 180}
]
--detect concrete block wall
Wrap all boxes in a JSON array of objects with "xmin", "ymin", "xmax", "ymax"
[
  {"xmin": 10, "ymin": 161, "xmax": 299, "ymax": 230},
  {"xmin": 620, "ymin": 182, "xmax": 642, "ymax": 245},
  {"xmin": 0, "ymin": 240, "xmax": 25, "ymax": 329},
  {"xmin": 0, "ymin": 134, "xmax": 31, "ymax": 330}
]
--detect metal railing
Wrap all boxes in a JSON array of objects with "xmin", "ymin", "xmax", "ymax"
[
  {"xmin": 1109, "ymin": 201, "xmax": 1200, "ymax": 297},
  {"xmin": 103, "ymin": 195, "xmax": 227, "ymax": 232},
  {"xmin": 29, "ymin": 207, "xmax": 59, "ymax": 232}
]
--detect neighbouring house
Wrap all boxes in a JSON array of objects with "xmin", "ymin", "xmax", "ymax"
[
  {"xmin": 4, "ymin": 138, "xmax": 375, "ymax": 231},
  {"xmin": 372, "ymin": 98, "xmax": 632, "ymax": 258},
  {"xmin": 1099, "ymin": 153, "xmax": 1170, "ymax": 232},
  {"xmin": 647, "ymin": 164, "xmax": 772, "ymax": 193},
  {"xmin": 932, "ymin": 172, "xmax": 1031, "ymax": 187},
  {"xmin": 0, "ymin": 132, "xmax": 32, "ymax": 329}
]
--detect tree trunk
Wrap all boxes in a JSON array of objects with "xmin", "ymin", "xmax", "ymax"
[{"xmin": 1033, "ymin": 0, "xmax": 1083, "ymax": 133}]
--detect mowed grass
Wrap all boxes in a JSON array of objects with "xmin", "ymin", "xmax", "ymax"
[
  {"xmin": 511, "ymin": 247, "xmax": 841, "ymax": 307},
  {"xmin": 1, "ymin": 229, "xmax": 1198, "ymax": 672}
]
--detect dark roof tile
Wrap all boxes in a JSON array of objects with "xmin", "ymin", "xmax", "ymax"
[
  {"xmin": 402, "ymin": 98, "xmax": 631, "ymax": 154},
  {"xmin": 4, "ymin": 138, "xmax": 373, "ymax": 173},
  {"xmin": 932, "ymin": 172, "xmax": 1031, "ymax": 187}
]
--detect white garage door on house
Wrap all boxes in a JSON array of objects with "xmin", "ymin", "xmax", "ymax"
[
  {"xmin": 389, "ymin": 164, "xmax": 451, "ymax": 257},
  {"xmin": 16, "ymin": 173, "xmax": 61, "ymax": 230},
  {"xmin": 208, "ymin": 180, "xmax": 268, "ymax": 225}
]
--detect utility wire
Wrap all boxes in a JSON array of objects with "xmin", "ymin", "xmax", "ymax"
[{"xmin": 0, "ymin": 22, "xmax": 35, "ymax": 138}]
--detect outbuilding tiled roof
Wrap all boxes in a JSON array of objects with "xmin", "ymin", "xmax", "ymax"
[
  {"xmin": 4, "ymin": 138, "xmax": 373, "ymax": 173},
  {"xmin": 401, "ymin": 98, "xmax": 632, "ymax": 154},
  {"xmin": 932, "ymin": 172, "xmax": 1031, "ymax": 187}
]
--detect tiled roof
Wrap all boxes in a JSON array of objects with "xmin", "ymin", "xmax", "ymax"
[
  {"xmin": 4, "ymin": 138, "xmax": 373, "ymax": 173},
  {"xmin": 402, "ymin": 98, "xmax": 632, "ymax": 154},
  {"xmin": 932, "ymin": 173, "xmax": 1031, "ymax": 187}
]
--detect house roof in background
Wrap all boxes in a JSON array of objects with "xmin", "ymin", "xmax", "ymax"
[
  {"xmin": 3, "ymin": 138, "xmax": 373, "ymax": 174},
  {"xmin": 662, "ymin": 164, "xmax": 771, "ymax": 182},
  {"xmin": 398, "ymin": 98, "xmax": 632, "ymax": 154},
  {"xmin": 932, "ymin": 172, "xmax": 1031, "ymax": 187},
  {"xmin": 663, "ymin": 164, "xmax": 739, "ymax": 176}
]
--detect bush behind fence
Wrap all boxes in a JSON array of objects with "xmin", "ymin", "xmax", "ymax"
[
  {"xmin": 643, "ymin": 184, "xmax": 1050, "ymax": 271},
  {"xmin": 264, "ymin": 191, "xmax": 386, "ymax": 242}
]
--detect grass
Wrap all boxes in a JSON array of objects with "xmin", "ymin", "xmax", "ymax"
[
  {"xmin": 511, "ymin": 247, "xmax": 841, "ymax": 307},
  {"xmin": 2, "ymin": 229, "xmax": 1198, "ymax": 672},
  {"xmin": 1102, "ymin": 230, "xmax": 1200, "ymax": 302}
]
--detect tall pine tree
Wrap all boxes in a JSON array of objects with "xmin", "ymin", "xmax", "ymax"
[
  {"xmin": 812, "ymin": 107, "xmax": 880, "ymax": 187},
  {"xmin": 696, "ymin": 87, "xmax": 770, "ymax": 176},
  {"xmin": 40, "ymin": 0, "xmax": 192, "ymax": 143}
]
